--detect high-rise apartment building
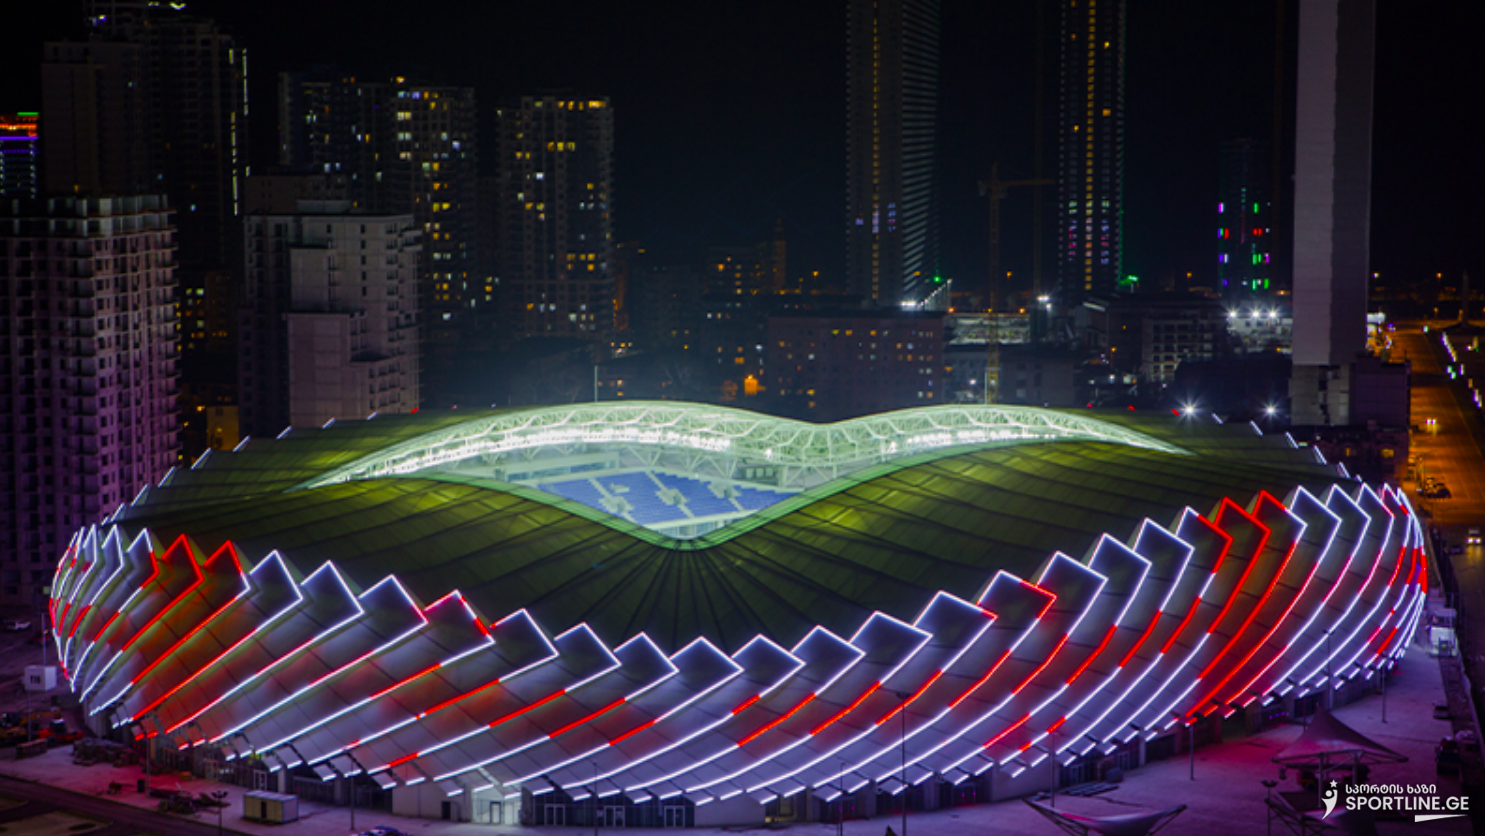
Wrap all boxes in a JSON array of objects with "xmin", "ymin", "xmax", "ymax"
[
  {"xmin": 704, "ymin": 227, "xmax": 787, "ymax": 298},
  {"xmin": 0, "ymin": 195, "xmax": 178, "ymax": 607},
  {"xmin": 239, "ymin": 202, "xmax": 421, "ymax": 437},
  {"xmin": 47, "ymin": 2, "xmax": 249, "ymax": 457},
  {"xmin": 278, "ymin": 73, "xmax": 478, "ymax": 325},
  {"xmin": 846, "ymin": 0, "xmax": 942, "ymax": 309},
  {"xmin": 0, "ymin": 114, "xmax": 39, "ymax": 199},
  {"xmin": 494, "ymin": 96, "xmax": 614, "ymax": 342},
  {"xmin": 49, "ymin": 3, "xmax": 249, "ymax": 275},
  {"xmin": 766, "ymin": 310, "xmax": 944, "ymax": 421},
  {"xmin": 40, "ymin": 39, "xmax": 152, "ymax": 197},
  {"xmin": 1217, "ymin": 139, "xmax": 1272, "ymax": 295},
  {"xmin": 395, "ymin": 84, "xmax": 478, "ymax": 323},
  {"xmin": 1056, "ymin": 0, "xmax": 1125, "ymax": 305}
]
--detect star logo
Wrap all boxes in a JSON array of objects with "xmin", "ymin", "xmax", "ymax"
[{"xmin": 1320, "ymin": 779, "xmax": 1339, "ymax": 819}]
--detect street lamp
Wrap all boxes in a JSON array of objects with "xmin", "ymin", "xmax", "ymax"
[
  {"xmin": 1261, "ymin": 779, "xmax": 1278, "ymax": 836},
  {"xmin": 838, "ymin": 759, "xmax": 846, "ymax": 836},
  {"xmin": 1379, "ymin": 665, "xmax": 1388, "ymax": 723},
  {"xmin": 1172, "ymin": 712, "xmax": 1196, "ymax": 781},
  {"xmin": 1030, "ymin": 744, "xmax": 1058, "ymax": 807},
  {"xmin": 892, "ymin": 690, "xmax": 911, "ymax": 836},
  {"xmin": 211, "ymin": 789, "xmax": 228, "ymax": 836}
]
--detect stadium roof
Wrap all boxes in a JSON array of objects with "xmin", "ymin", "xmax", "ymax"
[{"xmin": 117, "ymin": 403, "xmax": 1348, "ymax": 653}]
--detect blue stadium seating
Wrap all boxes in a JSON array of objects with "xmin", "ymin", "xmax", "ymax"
[
  {"xmin": 735, "ymin": 486, "xmax": 787, "ymax": 511},
  {"xmin": 536, "ymin": 470, "xmax": 794, "ymax": 528},
  {"xmin": 652, "ymin": 473, "xmax": 737, "ymax": 518},
  {"xmin": 542, "ymin": 478, "xmax": 606, "ymax": 508}
]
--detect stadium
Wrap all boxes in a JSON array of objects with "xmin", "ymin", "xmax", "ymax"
[{"xmin": 46, "ymin": 402, "xmax": 1425, "ymax": 828}]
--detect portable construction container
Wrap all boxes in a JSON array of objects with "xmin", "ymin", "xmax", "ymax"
[{"xmin": 243, "ymin": 791, "xmax": 299, "ymax": 823}]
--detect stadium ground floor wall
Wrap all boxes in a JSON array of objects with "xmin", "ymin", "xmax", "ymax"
[
  {"xmin": 436, "ymin": 677, "xmax": 1385, "ymax": 828},
  {"xmin": 76, "ymin": 674, "xmax": 1385, "ymax": 828}
]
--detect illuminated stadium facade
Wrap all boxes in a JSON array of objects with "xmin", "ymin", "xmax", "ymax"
[{"xmin": 47, "ymin": 403, "xmax": 1425, "ymax": 828}]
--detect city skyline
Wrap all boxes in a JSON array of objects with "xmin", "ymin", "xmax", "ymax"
[
  {"xmin": 846, "ymin": 0, "xmax": 941, "ymax": 308},
  {"xmin": 0, "ymin": 4, "xmax": 1472, "ymax": 828},
  {"xmin": 2, "ymin": 1, "xmax": 1480, "ymax": 297}
]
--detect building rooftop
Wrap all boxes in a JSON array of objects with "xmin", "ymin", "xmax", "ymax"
[{"xmin": 114, "ymin": 403, "xmax": 1347, "ymax": 653}]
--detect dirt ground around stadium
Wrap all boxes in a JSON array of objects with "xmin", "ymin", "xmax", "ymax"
[{"xmin": 0, "ymin": 609, "xmax": 1474, "ymax": 836}]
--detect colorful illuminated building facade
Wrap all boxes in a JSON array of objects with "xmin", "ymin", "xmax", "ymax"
[
  {"xmin": 47, "ymin": 402, "xmax": 1422, "ymax": 826},
  {"xmin": 846, "ymin": 0, "xmax": 942, "ymax": 309},
  {"xmin": 3, "ymin": 195, "xmax": 177, "ymax": 608},
  {"xmin": 1056, "ymin": 0, "xmax": 1125, "ymax": 306},
  {"xmin": 0, "ymin": 114, "xmax": 39, "ymax": 199},
  {"xmin": 1217, "ymin": 139, "xmax": 1272, "ymax": 296}
]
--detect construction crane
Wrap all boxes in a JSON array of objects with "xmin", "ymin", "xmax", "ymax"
[
  {"xmin": 978, "ymin": 163, "xmax": 1053, "ymax": 313},
  {"xmin": 978, "ymin": 163, "xmax": 1051, "ymax": 403}
]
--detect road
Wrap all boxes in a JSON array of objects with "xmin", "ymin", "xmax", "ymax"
[
  {"xmin": 1397, "ymin": 321, "xmax": 1485, "ymax": 711},
  {"xmin": 1398, "ymin": 322, "xmax": 1485, "ymax": 529},
  {"xmin": 0, "ymin": 773, "xmax": 236, "ymax": 836}
]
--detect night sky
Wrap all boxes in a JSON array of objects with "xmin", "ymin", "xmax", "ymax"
[{"xmin": 3, "ymin": 1, "xmax": 1481, "ymax": 298}]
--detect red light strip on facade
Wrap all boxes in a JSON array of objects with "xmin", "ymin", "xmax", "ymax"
[
  {"xmin": 92, "ymin": 611, "xmax": 122, "ymax": 644},
  {"xmin": 127, "ymin": 554, "xmax": 305, "ymax": 725},
  {"xmin": 1159, "ymin": 517, "xmax": 1234, "ymax": 655},
  {"xmin": 418, "ymin": 677, "xmax": 503, "ymax": 718},
  {"xmin": 946, "ymin": 582, "xmax": 1059, "ymax": 708},
  {"xmin": 948, "ymin": 649, "xmax": 1013, "ymax": 709},
  {"xmin": 810, "ymin": 682, "xmax": 882, "ymax": 736},
  {"xmin": 738, "ymin": 694, "xmax": 815, "ymax": 747},
  {"xmin": 1375, "ymin": 625, "xmax": 1401, "ymax": 657},
  {"xmin": 127, "ymin": 543, "xmax": 244, "ymax": 687},
  {"xmin": 876, "ymin": 672, "xmax": 942, "ymax": 726},
  {"xmin": 486, "ymin": 690, "xmax": 565, "ymax": 729},
  {"xmin": 67, "ymin": 606, "xmax": 91, "ymax": 639},
  {"xmin": 368, "ymin": 684, "xmax": 565, "ymax": 774},
  {"xmin": 1160, "ymin": 588, "xmax": 1209, "ymax": 656},
  {"xmin": 1010, "ymin": 635, "xmax": 1070, "ymax": 696},
  {"xmin": 549, "ymin": 698, "xmax": 625, "ymax": 739},
  {"xmin": 1020, "ymin": 580, "xmax": 1056, "ymax": 601},
  {"xmin": 1189, "ymin": 542, "xmax": 1300, "ymax": 717},
  {"xmin": 984, "ymin": 714, "xmax": 1030, "ymax": 749},
  {"xmin": 1358, "ymin": 549, "xmax": 1415, "ymax": 666},
  {"xmin": 731, "ymin": 694, "xmax": 762, "ymax": 715},
  {"xmin": 367, "ymin": 663, "xmax": 442, "ymax": 703},
  {"xmin": 1203, "ymin": 502, "xmax": 1274, "ymax": 637},
  {"xmin": 1224, "ymin": 546, "xmax": 1329, "ymax": 707},
  {"xmin": 1118, "ymin": 610, "xmax": 1163, "ymax": 668},
  {"xmin": 1066, "ymin": 625, "xmax": 1118, "ymax": 685},
  {"xmin": 99, "ymin": 535, "xmax": 172, "ymax": 645},
  {"xmin": 609, "ymin": 718, "xmax": 658, "ymax": 746},
  {"xmin": 120, "ymin": 537, "xmax": 204, "ymax": 653},
  {"xmin": 1195, "ymin": 538, "xmax": 1292, "ymax": 681}
]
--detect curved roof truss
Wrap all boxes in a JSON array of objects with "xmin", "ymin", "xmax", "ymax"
[{"xmin": 300, "ymin": 402, "xmax": 1188, "ymax": 491}]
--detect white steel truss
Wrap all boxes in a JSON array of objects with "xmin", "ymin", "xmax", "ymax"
[{"xmin": 300, "ymin": 402, "xmax": 1187, "ymax": 492}]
